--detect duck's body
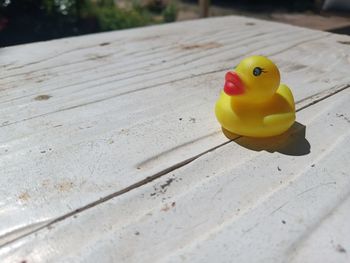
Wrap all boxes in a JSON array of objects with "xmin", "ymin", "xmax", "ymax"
[
  {"xmin": 215, "ymin": 56, "xmax": 296, "ymax": 137},
  {"xmin": 216, "ymin": 84, "xmax": 295, "ymax": 137}
]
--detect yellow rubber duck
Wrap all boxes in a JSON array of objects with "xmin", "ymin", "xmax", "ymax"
[{"xmin": 215, "ymin": 55, "xmax": 295, "ymax": 137}]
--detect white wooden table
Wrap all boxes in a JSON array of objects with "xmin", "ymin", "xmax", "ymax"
[{"xmin": 0, "ymin": 15, "xmax": 350, "ymax": 263}]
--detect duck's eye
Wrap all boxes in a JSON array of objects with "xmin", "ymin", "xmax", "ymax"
[{"xmin": 253, "ymin": 67, "xmax": 263, "ymax": 76}]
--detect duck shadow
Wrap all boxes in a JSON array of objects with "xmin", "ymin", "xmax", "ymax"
[{"xmin": 222, "ymin": 122, "xmax": 310, "ymax": 156}]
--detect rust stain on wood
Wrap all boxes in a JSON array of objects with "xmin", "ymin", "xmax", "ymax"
[
  {"xmin": 19, "ymin": 192, "xmax": 30, "ymax": 202},
  {"xmin": 87, "ymin": 54, "xmax": 111, "ymax": 61},
  {"xmin": 160, "ymin": 202, "xmax": 176, "ymax": 212},
  {"xmin": 41, "ymin": 179, "xmax": 50, "ymax": 188},
  {"xmin": 99, "ymin": 42, "xmax": 110, "ymax": 46},
  {"xmin": 180, "ymin": 42, "xmax": 222, "ymax": 50},
  {"xmin": 134, "ymin": 35, "xmax": 162, "ymax": 41},
  {"xmin": 56, "ymin": 182, "xmax": 74, "ymax": 192},
  {"xmin": 34, "ymin": 95, "xmax": 51, "ymax": 101}
]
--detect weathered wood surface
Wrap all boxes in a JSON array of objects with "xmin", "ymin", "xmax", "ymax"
[
  {"xmin": 3, "ymin": 88, "xmax": 350, "ymax": 263},
  {"xmin": 0, "ymin": 15, "xmax": 350, "ymax": 262}
]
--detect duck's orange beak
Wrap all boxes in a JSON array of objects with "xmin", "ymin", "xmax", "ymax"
[{"xmin": 224, "ymin": 72, "xmax": 245, "ymax": 96}]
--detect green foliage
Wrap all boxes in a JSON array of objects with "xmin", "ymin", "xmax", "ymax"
[
  {"xmin": 162, "ymin": 1, "xmax": 177, "ymax": 23},
  {"xmin": 95, "ymin": 6, "xmax": 151, "ymax": 31},
  {"xmin": 96, "ymin": 0, "xmax": 114, "ymax": 8},
  {"xmin": 0, "ymin": 0, "xmax": 157, "ymax": 47}
]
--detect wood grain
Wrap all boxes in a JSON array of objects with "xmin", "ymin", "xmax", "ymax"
[
  {"xmin": 2, "ymin": 77, "xmax": 349, "ymax": 263},
  {"xmin": 0, "ymin": 15, "xmax": 350, "ymax": 260}
]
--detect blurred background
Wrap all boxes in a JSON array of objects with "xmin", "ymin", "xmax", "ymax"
[{"xmin": 0, "ymin": 0, "xmax": 349, "ymax": 47}]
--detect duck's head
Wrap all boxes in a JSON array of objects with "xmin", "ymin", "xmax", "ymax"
[{"xmin": 224, "ymin": 56, "xmax": 280, "ymax": 103}]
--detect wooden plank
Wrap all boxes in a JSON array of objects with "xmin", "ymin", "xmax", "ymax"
[
  {"xmin": 290, "ymin": 196, "xmax": 350, "ymax": 262},
  {"xmin": 0, "ymin": 15, "xmax": 350, "ymax": 246},
  {"xmin": 1, "ymin": 78, "xmax": 349, "ymax": 263}
]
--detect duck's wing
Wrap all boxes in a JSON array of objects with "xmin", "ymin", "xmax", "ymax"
[
  {"xmin": 263, "ymin": 85, "xmax": 296, "ymax": 129},
  {"xmin": 276, "ymin": 84, "xmax": 295, "ymax": 111},
  {"xmin": 263, "ymin": 112, "xmax": 295, "ymax": 127}
]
